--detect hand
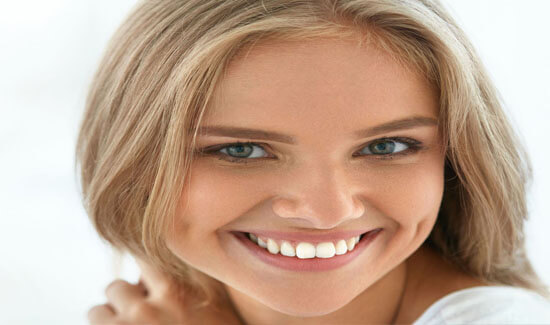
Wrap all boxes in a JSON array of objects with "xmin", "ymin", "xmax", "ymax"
[{"xmin": 88, "ymin": 258, "xmax": 243, "ymax": 325}]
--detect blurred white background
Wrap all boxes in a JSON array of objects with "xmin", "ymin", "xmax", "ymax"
[{"xmin": 0, "ymin": 0, "xmax": 548, "ymax": 324}]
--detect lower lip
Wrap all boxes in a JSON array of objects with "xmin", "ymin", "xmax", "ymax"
[{"xmin": 232, "ymin": 229, "xmax": 382, "ymax": 272}]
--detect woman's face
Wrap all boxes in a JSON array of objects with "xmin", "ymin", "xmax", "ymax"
[{"xmin": 166, "ymin": 35, "xmax": 445, "ymax": 316}]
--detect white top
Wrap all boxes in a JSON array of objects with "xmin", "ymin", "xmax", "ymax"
[{"xmin": 413, "ymin": 286, "xmax": 550, "ymax": 324}]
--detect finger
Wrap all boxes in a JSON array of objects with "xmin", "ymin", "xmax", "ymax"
[
  {"xmin": 87, "ymin": 303, "xmax": 115, "ymax": 323},
  {"xmin": 105, "ymin": 279, "xmax": 147, "ymax": 314},
  {"xmin": 135, "ymin": 258, "xmax": 175, "ymax": 298},
  {"xmin": 137, "ymin": 278, "xmax": 149, "ymax": 296}
]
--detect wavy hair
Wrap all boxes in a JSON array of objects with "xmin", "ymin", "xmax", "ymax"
[{"xmin": 76, "ymin": 0, "xmax": 548, "ymax": 307}]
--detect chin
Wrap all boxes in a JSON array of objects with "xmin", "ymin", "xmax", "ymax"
[
  {"xmin": 255, "ymin": 285, "xmax": 360, "ymax": 318},
  {"xmin": 267, "ymin": 299, "xmax": 350, "ymax": 318}
]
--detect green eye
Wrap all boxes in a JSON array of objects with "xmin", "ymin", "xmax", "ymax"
[
  {"xmin": 362, "ymin": 140, "xmax": 408, "ymax": 155},
  {"xmin": 226, "ymin": 144, "xmax": 253, "ymax": 157},
  {"xmin": 200, "ymin": 137, "xmax": 422, "ymax": 164},
  {"xmin": 370, "ymin": 141, "xmax": 395, "ymax": 154},
  {"xmin": 222, "ymin": 143, "xmax": 267, "ymax": 159}
]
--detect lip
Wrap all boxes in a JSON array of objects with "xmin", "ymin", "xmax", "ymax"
[{"xmin": 231, "ymin": 228, "xmax": 382, "ymax": 272}]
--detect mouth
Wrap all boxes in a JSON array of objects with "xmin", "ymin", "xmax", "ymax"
[
  {"xmin": 245, "ymin": 231, "xmax": 367, "ymax": 257},
  {"xmin": 231, "ymin": 229, "xmax": 382, "ymax": 272}
]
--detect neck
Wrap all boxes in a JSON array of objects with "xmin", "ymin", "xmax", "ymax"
[{"xmin": 224, "ymin": 262, "xmax": 408, "ymax": 325}]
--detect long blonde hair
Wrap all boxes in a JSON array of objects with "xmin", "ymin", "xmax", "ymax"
[{"xmin": 76, "ymin": 0, "xmax": 548, "ymax": 306}]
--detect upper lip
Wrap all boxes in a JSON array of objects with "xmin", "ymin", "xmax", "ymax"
[{"xmin": 235, "ymin": 228, "xmax": 381, "ymax": 243}]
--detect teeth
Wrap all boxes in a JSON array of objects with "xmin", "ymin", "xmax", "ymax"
[
  {"xmin": 257, "ymin": 237, "xmax": 267, "ymax": 248},
  {"xmin": 267, "ymin": 239, "xmax": 279, "ymax": 254},
  {"xmin": 346, "ymin": 237, "xmax": 356, "ymax": 251},
  {"xmin": 247, "ymin": 233, "xmax": 363, "ymax": 259},
  {"xmin": 280, "ymin": 241, "xmax": 296, "ymax": 257},
  {"xmin": 296, "ymin": 242, "xmax": 316, "ymax": 259},
  {"xmin": 315, "ymin": 242, "xmax": 336, "ymax": 258},
  {"xmin": 335, "ymin": 240, "xmax": 348, "ymax": 255}
]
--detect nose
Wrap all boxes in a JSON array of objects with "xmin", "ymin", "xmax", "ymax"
[{"xmin": 271, "ymin": 163, "xmax": 365, "ymax": 229}]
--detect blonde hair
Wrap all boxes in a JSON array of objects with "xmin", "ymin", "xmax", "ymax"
[{"xmin": 76, "ymin": 0, "xmax": 548, "ymax": 307}]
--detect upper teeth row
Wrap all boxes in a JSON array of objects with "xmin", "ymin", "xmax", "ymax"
[{"xmin": 247, "ymin": 233, "xmax": 361, "ymax": 259}]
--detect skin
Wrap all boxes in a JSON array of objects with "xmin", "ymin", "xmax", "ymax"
[
  {"xmin": 88, "ymin": 258, "xmax": 242, "ymax": 324},
  {"xmin": 151, "ymin": 34, "xmax": 485, "ymax": 324}
]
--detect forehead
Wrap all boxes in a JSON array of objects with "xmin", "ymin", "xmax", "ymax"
[{"xmin": 205, "ymin": 36, "xmax": 438, "ymax": 137}]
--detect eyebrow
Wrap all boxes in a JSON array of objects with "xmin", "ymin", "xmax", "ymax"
[{"xmin": 198, "ymin": 116, "xmax": 438, "ymax": 144}]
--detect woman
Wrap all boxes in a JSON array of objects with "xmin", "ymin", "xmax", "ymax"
[{"xmin": 78, "ymin": 0, "xmax": 550, "ymax": 323}]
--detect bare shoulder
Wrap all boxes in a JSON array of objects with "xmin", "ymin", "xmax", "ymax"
[{"xmin": 394, "ymin": 244, "xmax": 486, "ymax": 323}]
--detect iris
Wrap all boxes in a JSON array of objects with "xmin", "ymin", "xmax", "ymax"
[
  {"xmin": 227, "ymin": 144, "xmax": 252, "ymax": 157},
  {"xmin": 369, "ymin": 141, "xmax": 396, "ymax": 154}
]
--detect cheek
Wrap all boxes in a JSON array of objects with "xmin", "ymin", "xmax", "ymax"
[
  {"xmin": 363, "ymin": 154, "xmax": 445, "ymax": 242},
  {"xmin": 165, "ymin": 162, "xmax": 263, "ymax": 271},
  {"xmin": 170, "ymin": 162, "xmax": 266, "ymax": 238}
]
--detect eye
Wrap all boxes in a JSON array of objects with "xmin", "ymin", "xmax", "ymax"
[
  {"xmin": 359, "ymin": 139, "xmax": 410, "ymax": 155},
  {"xmin": 198, "ymin": 137, "xmax": 423, "ymax": 164},
  {"xmin": 219, "ymin": 142, "xmax": 268, "ymax": 159},
  {"xmin": 197, "ymin": 141, "xmax": 272, "ymax": 163}
]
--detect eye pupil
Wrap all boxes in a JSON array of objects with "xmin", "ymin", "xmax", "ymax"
[
  {"xmin": 228, "ymin": 144, "xmax": 252, "ymax": 157},
  {"xmin": 370, "ymin": 141, "xmax": 395, "ymax": 154}
]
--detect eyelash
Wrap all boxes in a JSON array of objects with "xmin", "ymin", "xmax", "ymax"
[{"xmin": 196, "ymin": 137, "xmax": 424, "ymax": 164}]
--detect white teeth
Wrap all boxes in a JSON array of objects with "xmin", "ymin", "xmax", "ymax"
[
  {"xmin": 280, "ymin": 241, "xmax": 296, "ymax": 257},
  {"xmin": 296, "ymin": 242, "xmax": 316, "ymax": 259},
  {"xmin": 335, "ymin": 240, "xmax": 348, "ymax": 255},
  {"xmin": 346, "ymin": 237, "xmax": 356, "ymax": 251},
  {"xmin": 315, "ymin": 242, "xmax": 336, "ymax": 258},
  {"xmin": 257, "ymin": 237, "xmax": 267, "ymax": 248},
  {"xmin": 267, "ymin": 238, "xmax": 279, "ymax": 254},
  {"xmin": 248, "ymin": 233, "xmax": 363, "ymax": 258}
]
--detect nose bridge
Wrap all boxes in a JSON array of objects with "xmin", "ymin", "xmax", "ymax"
[{"xmin": 271, "ymin": 161, "xmax": 365, "ymax": 229}]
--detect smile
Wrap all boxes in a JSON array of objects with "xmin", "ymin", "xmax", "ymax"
[
  {"xmin": 247, "ymin": 232, "xmax": 363, "ymax": 258},
  {"xmin": 231, "ymin": 229, "xmax": 382, "ymax": 272}
]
